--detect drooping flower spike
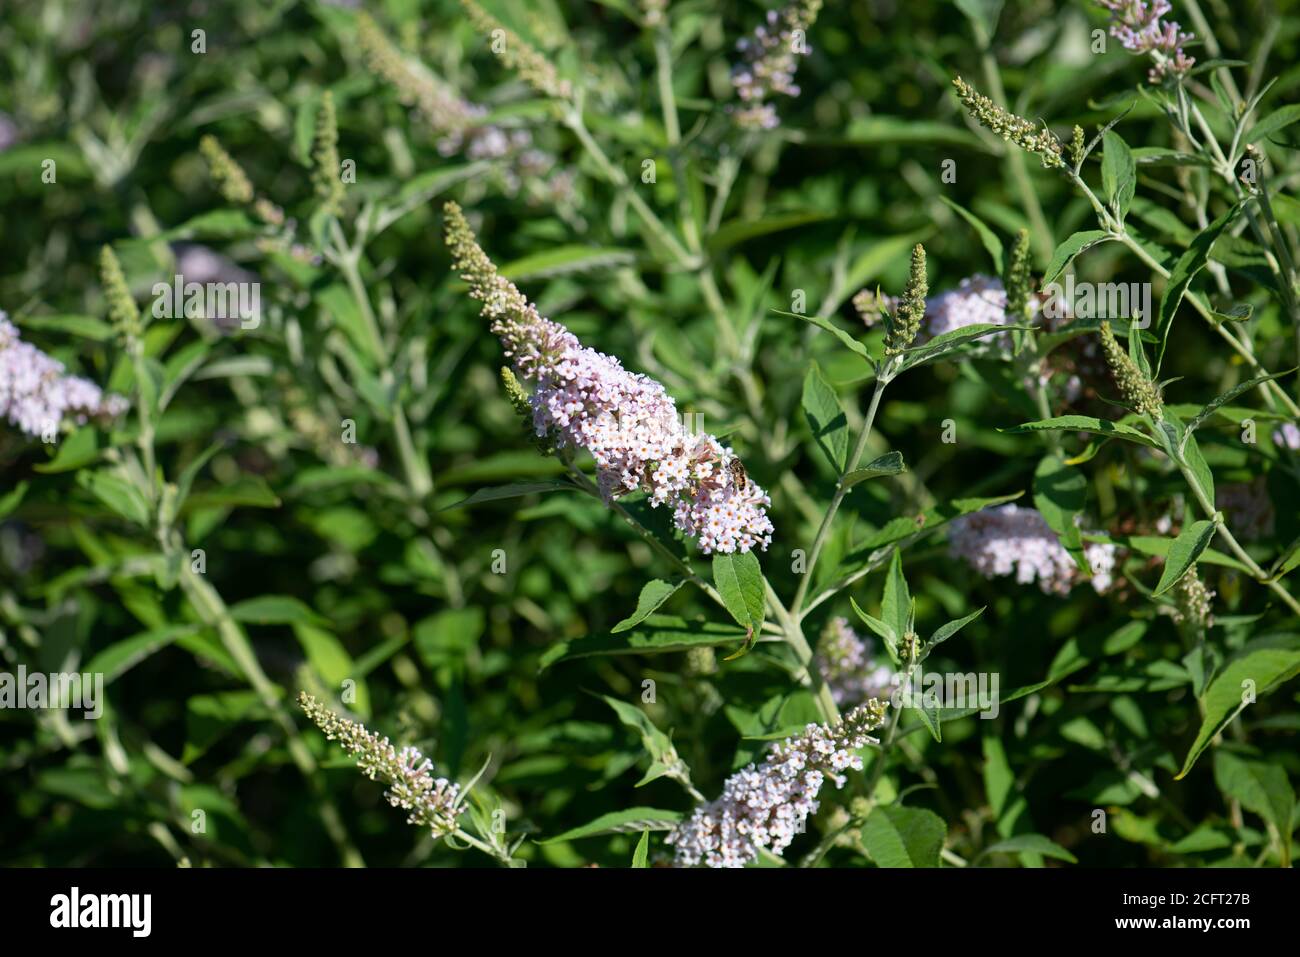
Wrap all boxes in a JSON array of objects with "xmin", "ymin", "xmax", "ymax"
[
  {"xmin": 444, "ymin": 202, "xmax": 773, "ymax": 554},
  {"xmin": 298, "ymin": 693, "xmax": 465, "ymax": 839},
  {"xmin": 668, "ymin": 701, "xmax": 886, "ymax": 868}
]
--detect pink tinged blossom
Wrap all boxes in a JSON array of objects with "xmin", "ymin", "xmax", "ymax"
[
  {"xmin": 0, "ymin": 313, "xmax": 128, "ymax": 439},
  {"xmin": 1274, "ymin": 422, "xmax": 1300, "ymax": 451},
  {"xmin": 452, "ymin": 211, "xmax": 772, "ymax": 555},
  {"xmin": 1095, "ymin": 1, "xmax": 1195, "ymax": 82},
  {"xmin": 948, "ymin": 503, "xmax": 1117, "ymax": 596},
  {"xmin": 924, "ymin": 274, "xmax": 1011, "ymax": 340},
  {"xmin": 730, "ymin": 2, "xmax": 821, "ymax": 130},
  {"xmin": 667, "ymin": 702, "xmax": 885, "ymax": 868},
  {"xmin": 816, "ymin": 617, "xmax": 896, "ymax": 707}
]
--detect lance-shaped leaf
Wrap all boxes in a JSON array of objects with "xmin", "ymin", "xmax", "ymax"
[
  {"xmin": 1003, "ymin": 414, "xmax": 1158, "ymax": 447},
  {"xmin": 601, "ymin": 695, "xmax": 692, "ymax": 788},
  {"xmin": 774, "ymin": 308, "xmax": 874, "ymax": 362},
  {"xmin": 1156, "ymin": 203, "xmax": 1245, "ymax": 371},
  {"xmin": 612, "ymin": 579, "xmax": 685, "ymax": 633},
  {"xmin": 1182, "ymin": 369, "xmax": 1295, "ymax": 444},
  {"xmin": 1101, "ymin": 131, "xmax": 1136, "ymax": 222},
  {"xmin": 540, "ymin": 808, "xmax": 683, "ymax": 844},
  {"xmin": 1176, "ymin": 635, "xmax": 1300, "ymax": 778},
  {"xmin": 713, "ymin": 551, "xmax": 766, "ymax": 634},
  {"xmin": 922, "ymin": 607, "xmax": 985, "ymax": 660},
  {"xmin": 898, "ymin": 322, "xmax": 1033, "ymax": 372},
  {"xmin": 1033, "ymin": 454, "xmax": 1090, "ymax": 574},
  {"xmin": 539, "ymin": 616, "xmax": 751, "ymax": 669},
  {"xmin": 1153, "ymin": 519, "xmax": 1217, "ymax": 596},
  {"xmin": 843, "ymin": 451, "xmax": 906, "ymax": 487},
  {"xmin": 1042, "ymin": 230, "xmax": 1113, "ymax": 285},
  {"xmin": 802, "ymin": 360, "xmax": 849, "ymax": 471}
]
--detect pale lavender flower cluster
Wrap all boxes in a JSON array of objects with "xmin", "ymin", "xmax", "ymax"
[
  {"xmin": 731, "ymin": 1, "xmax": 822, "ymax": 130},
  {"xmin": 1274, "ymin": 422, "xmax": 1300, "ymax": 451},
  {"xmin": 299, "ymin": 693, "xmax": 464, "ymax": 838},
  {"xmin": 1096, "ymin": 1, "xmax": 1195, "ymax": 82},
  {"xmin": 949, "ymin": 503, "xmax": 1117, "ymax": 595},
  {"xmin": 668, "ymin": 701, "xmax": 885, "ymax": 868},
  {"xmin": 446, "ymin": 204, "xmax": 773, "ymax": 554},
  {"xmin": 924, "ymin": 274, "xmax": 1010, "ymax": 339},
  {"xmin": 816, "ymin": 617, "xmax": 895, "ymax": 707},
  {"xmin": 0, "ymin": 313, "xmax": 128, "ymax": 439}
]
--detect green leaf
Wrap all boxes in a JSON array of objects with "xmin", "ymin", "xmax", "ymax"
[
  {"xmin": 1183, "ymin": 369, "xmax": 1294, "ymax": 440},
  {"xmin": 802, "ymin": 360, "xmax": 849, "ymax": 471},
  {"xmin": 978, "ymin": 833, "xmax": 1077, "ymax": 864},
  {"xmin": 1156, "ymin": 202, "xmax": 1245, "ymax": 371},
  {"xmin": 1153, "ymin": 519, "xmax": 1216, "ymax": 596},
  {"xmin": 160, "ymin": 339, "xmax": 211, "ymax": 410},
  {"xmin": 937, "ymin": 197, "xmax": 1003, "ymax": 273},
  {"xmin": 851, "ymin": 596, "xmax": 899, "ymax": 664},
  {"xmin": 712, "ymin": 551, "xmax": 766, "ymax": 633},
  {"xmin": 774, "ymin": 308, "xmax": 874, "ymax": 362},
  {"xmin": 34, "ymin": 426, "xmax": 99, "ymax": 473},
  {"xmin": 84, "ymin": 625, "xmax": 195, "ymax": 685},
  {"xmin": 632, "ymin": 829, "xmax": 651, "ymax": 868},
  {"xmin": 861, "ymin": 805, "xmax": 946, "ymax": 867},
  {"xmin": 842, "ymin": 451, "xmax": 906, "ymax": 487},
  {"xmin": 1213, "ymin": 751, "xmax": 1294, "ymax": 866},
  {"xmin": 498, "ymin": 245, "xmax": 637, "ymax": 281},
  {"xmin": 1101, "ymin": 131, "xmax": 1136, "ymax": 222},
  {"xmin": 181, "ymin": 475, "xmax": 280, "ymax": 511},
  {"xmin": 708, "ymin": 211, "xmax": 835, "ymax": 252},
  {"xmin": 0, "ymin": 481, "xmax": 28, "ymax": 520},
  {"xmin": 1246, "ymin": 103, "xmax": 1300, "ymax": 144},
  {"xmin": 924, "ymin": 607, "xmax": 985, "ymax": 659},
  {"xmin": 1033, "ymin": 454, "xmax": 1090, "ymax": 573},
  {"xmin": 1176, "ymin": 635, "xmax": 1300, "ymax": 778},
  {"xmin": 228, "ymin": 595, "xmax": 327, "ymax": 626},
  {"xmin": 15, "ymin": 314, "xmax": 115, "ymax": 341},
  {"xmin": 441, "ymin": 480, "xmax": 574, "ymax": 510},
  {"xmin": 899, "ymin": 322, "xmax": 1030, "ymax": 372},
  {"xmin": 539, "ymin": 808, "xmax": 682, "ymax": 844},
  {"xmin": 80, "ymin": 470, "xmax": 150, "ymax": 526},
  {"xmin": 911, "ymin": 703, "xmax": 943, "ymax": 743},
  {"xmin": 953, "ymin": 0, "xmax": 1004, "ymax": 40},
  {"xmin": 540, "ymin": 616, "xmax": 747, "ymax": 668},
  {"xmin": 1042, "ymin": 231, "xmax": 1113, "ymax": 285},
  {"xmin": 601, "ymin": 695, "xmax": 687, "ymax": 787},
  {"xmin": 1003, "ymin": 414, "xmax": 1158, "ymax": 447},
  {"xmin": 612, "ymin": 579, "xmax": 684, "ymax": 633},
  {"xmin": 881, "ymin": 549, "xmax": 911, "ymax": 654}
]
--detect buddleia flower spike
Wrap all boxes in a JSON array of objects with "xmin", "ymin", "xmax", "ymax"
[
  {"xmin": 667, "ymin": 701, "xmax": 887, "ymax": 868},
  {"xmin": 444, "ymin": 202, "xmax": 773, "ymax": 554},
  {"xmin": 299, "ymin": 693, "xmax": 465, "ymax": 839},
  {"xmin": 1099, "ymin": 320, "xmax": 1163, "ymax": 418},
  {"xmin": 883, "ymin": 243, "xmax": 928, "ymax": 358},
  {"xmin": 951, "ymin": 77, "xmax": 1065, "ymax": 169}
]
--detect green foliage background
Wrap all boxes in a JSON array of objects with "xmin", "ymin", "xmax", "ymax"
[{"xmin": 1, "ymin": 0, "xmax": 1298, "ymax": 867}]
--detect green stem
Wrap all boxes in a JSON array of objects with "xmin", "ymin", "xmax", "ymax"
[
  {"xmin": 564, "ymin": 108, "xmax": 695, "ymax": 267},
  {"xmin": 179, "ymin": 565, "xmax": 364, "ymax": 866},
  {"xmin": 792, "ymin": 375, "xmax": 890, "ymax": 616}
]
